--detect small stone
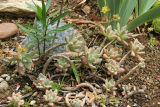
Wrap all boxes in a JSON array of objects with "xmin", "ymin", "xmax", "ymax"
[
  {"xmin": 0, "ymin": 80, "xmax": 9, "ymax": 91},
  {"xmin": 0, "ymin": 23, "xmax": 18, "ymax": 39},
  {"xmin": 0, "ymin": 78, "xmax": 4, "ymax": 82},
  {"xmin": 1, "ymin": 74, "xmax": 9, "ymax": 78},
  {"xmin": 30, "ymin": 100, "xmax": 36, "ymax": 105},
  {"xmin": 6, "ymin": 76, "xmax": 10, "ymax": 81}
]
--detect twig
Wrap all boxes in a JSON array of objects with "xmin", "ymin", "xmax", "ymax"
[
  {"xmin": 61, "ymin": 83, "xmax": 97, "ymax": 96},
  {"xmin": 65, "ymin": 93, "xmax": 76, "ymax": 107},
  {"xmin": 119, "ymin": 50, "xmax": 131, "ymax": 65},
  {"xmin": 42, "ymin": 54, "xmax": 72, "ymax": 74},
  {"xmin": 100, "ymin": 39, "xmax": 115, "ymax": 55},
  {"xmin": 115, "ymin": 63, "xmax": 141, "ymax": 86},
  {"xmin": 66, "ymin": 19, "xmax": 105, "ymax": 34},
  {"xmin": 41, "ymin": 42, "xmax": 66, "ymax": 58},
  {"xmin": 50, "ymin": 73, "xmax": 70, "ymax": 79},
  {"xmin": 48, "ymin": 52, "xmax": 84, "ymax": 59}
]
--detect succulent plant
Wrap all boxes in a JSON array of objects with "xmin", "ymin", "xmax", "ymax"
[
  {"xmin": 104, "ymin": 79, "xmax": 116, "ymax": 91},
  {"xmin": 121, "ymin": 84, "xmax": 136, "ymax": 95},
  {"xmin": 34, "ymin": 73, "xmax": 53, "ymax": 89},
  {"xmin": 130, "ymin": 38, "xmax": 145, "ymax": 58},
  {"xmin": 54, "ymin": 58, "xmax": 70, "ymax": 72},
  {"xmin": 105, "ymin": 59, "xmax": 125, "ymax": 75},
  {"xmin": 105, "ymin": 25, "xmax": 117, "ymax": 40},
  {"xmin": 152, "ymin": 17, "xmax": 160, "ymax": 33},
  {"xmin": 103, "ymin": 45, "xmax": 122, "ymax": 61},
  {"xmin": 114, "ymin": 23, "xmax": 133, "ymax": 45},
  {"xmin": 65, "ymin": 31, "xmax": 86, "ymax": 53},
  {"xmin": 7, "ymin": 92, "xmax": 24, "ymax": 107},
  {"xmin": 43, "ymin": 89, "xmax": 62, "ymax": 105},
  {"xmin": 85, "ymin": 47, "xmax": 102, "ymax": 69},
  {"xmin": 70, "ymin": 99, "xmax": 82, "ymax": 107}
]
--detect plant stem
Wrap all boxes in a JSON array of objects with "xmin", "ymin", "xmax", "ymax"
[
  {"xmin": 115, "ymin": 63, "xmax": 141, "ymax": 86},
  {"xmin": 100, "ymin": 39, "xmax": 115, "ymax": 55},
  {"xmin": 36, "ymin": 37, "xmax": 41, "ymax": 59},
  {"xmin": 119, "ymin": 50, "xmax": 131, "ymax": 65},
  {"xmin": 43, "ymin": 27, "xmax": 48, "ymax": 55}
]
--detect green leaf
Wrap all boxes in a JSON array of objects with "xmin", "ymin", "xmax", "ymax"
[
  {"xmin": 25, "ymin": 2, "xmax": 36, "ymax": 12},
  {"xmin": 138, "ymin": 0, "xmax": 156, "ymax": 16},
  {"xmin": 42, "ymin": 0, "xmax": 47, "ymax": 26},
  {"xmin": 26, "ymin": 24, "xmax": 42, "ymax": 33},
  {"xmin": 50, "ymin": 11, "xmax": 72, "ymax": 24},
  {"xmin": 28, "ymin": 40, "xmax": 37, "ymax": 47},
  {"xmin": 127, "ymin": 6, "xmax": 160, "ymax": 31},
  {"xmin": 48, "ymin": 23, "xmax": 75, "ymax": 33},
  {"xmin": 52, "ymin": 83, "xmax": 60, "ymax": 91},
  {"xmin": 71, "ymin": 63, "xmax": 80, "ymax": 83},
  {"xmin": 47, "ymin": 6, "xmax": 67, "ymax": 21},
  {"xmin": 119, "ymin": 0, "xmax": 137, "ymax": 27},
  {"xmin": 46, "ymin": 0, "xmax": 52, "ymax": 11},
  {"xmin": 17, "ymin": 24, "xmax": 33, "ymax": 35},
  {"xmin": 36, "ymin": 5, "xmax": 42, "ymax": 21}
]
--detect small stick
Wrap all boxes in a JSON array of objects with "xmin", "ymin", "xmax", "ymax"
[
  {"xmin": 119, "ymin": 50, "xmax": 131, "ymax": 65},
  {"xmin": 65, "ymin": 93, "xmax": 76, "ymax": 107},
  {"xmin": 115, "ymin": 63, "xmax": 141, "ymax": 86},
  {"xmin": 100, "ymin": 39, "xmax": 115, "ymax": 55},
  {"xmin": 62, "ymin": 83, "xmax": 97, "ymax": 96}
]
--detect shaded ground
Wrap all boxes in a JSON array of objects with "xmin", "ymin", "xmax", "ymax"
[{"xmin": 0, "ymin": 0, "xmax": 160, "ymax": 107}]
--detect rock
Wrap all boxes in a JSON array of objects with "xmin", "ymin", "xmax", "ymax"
[
  {"xmin": 0, "ymin": 80, "xmax": 9, "ymax": 91},
  {"xmin": 0, "ymin": 0, "xmax": 41, "ymax": 17},
  {"xmin": 0, "ymin": 23, "xmax": 18, "ymax": 39},
  {"xmin": 21, "ymin": 20, "xmax": 81, "ymax": 53},
  {"xmin": 0, "ymin": 78, "xmax": 4, "ymax": 82}
]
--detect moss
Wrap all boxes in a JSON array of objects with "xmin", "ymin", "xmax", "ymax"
[
  {"xmin": 152, "ymin": 0, "xmax": 160, "ymax": 8},
  {"xmin": 152, "ymin": 18, "xmax": 160, "ymax": 33}
]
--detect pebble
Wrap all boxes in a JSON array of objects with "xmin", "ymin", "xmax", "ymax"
[
  {"xmin": 0, "ymin": 23, "xmax": 18, "ymax": 39},
  {"xmin": 0, "ymin": 78, "xmax": 4, "ymax": 82},
  {"xmin": 0, "ymin": 80, "xmax": 9, "ymax": 91},
  {"xmin": 1, "ymin": 74, "xmax": 9, "ymax": 78},
  {"xmin": 30, "ymin": 100, "xmax": 36, "ymax": 105}
]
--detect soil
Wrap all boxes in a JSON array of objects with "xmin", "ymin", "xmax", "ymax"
[{"xmin": 0, "ymin": 0, "xmax": 160, "ymax": 107}]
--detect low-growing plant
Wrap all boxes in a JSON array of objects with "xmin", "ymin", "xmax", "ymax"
[
  {"xmin": 7, "ymin": 92, "xmax": 24, "ymax": 107},
  {"xmin": 6, "ymin": 43, "xmax": 34, "ymax": 75},
  {"xmin": 33, "ymin": 73, "xmax": 53, "ymax": 89},
  {"xmin": 43, "ymin": 89, "xmax": 62, "ymax": 106},
  {"xmin": 17, "ymin": 0, "xmax": 74, "ymax": 58}
]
